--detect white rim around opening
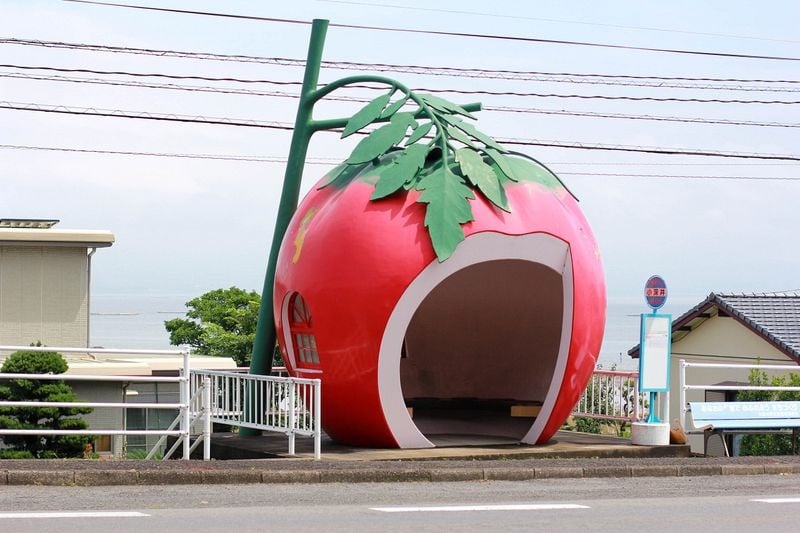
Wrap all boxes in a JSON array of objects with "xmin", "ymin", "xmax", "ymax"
[{"xmin": 377, "ymin": 232, "xmax": 574, "ymax": 448}]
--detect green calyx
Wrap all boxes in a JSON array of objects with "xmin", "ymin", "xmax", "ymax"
[{"xmin": 319, "ymin": 88, "xmax": 554, "ymax": 262}]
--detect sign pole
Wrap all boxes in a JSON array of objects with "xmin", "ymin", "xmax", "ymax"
[{"xmin": 632, "ymin": 275, "xmax": 672, "ymax": 445}]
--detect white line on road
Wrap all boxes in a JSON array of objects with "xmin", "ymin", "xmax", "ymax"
[
  {"xmin": 371, "ymin": 504, "xmax": 590, "ymax": 513},
  {"xmin": 752, "ymin": 498, "xmax": 800, "ymax": 504},
  {"xmin": 0, "ymin": 511, "xmax": 149, "ymax": 519}
]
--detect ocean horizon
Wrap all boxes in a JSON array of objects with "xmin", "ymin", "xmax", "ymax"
[{"xmin": 89, "ymin": 292, "xmax": 704, "ymax": 371}]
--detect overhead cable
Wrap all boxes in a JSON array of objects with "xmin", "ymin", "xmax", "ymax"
[
  {"xmin": 64, "ymin": 1, "xmax": 800, "ymax": 62},
  {"xmin": 3, "ymin": 101, "xmax": 799, "ymax": 161}
]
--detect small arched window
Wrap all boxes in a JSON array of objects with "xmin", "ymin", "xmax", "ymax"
[{"xmin": 288, "ymin": 293, "xmax": 319, "ymax": 365}]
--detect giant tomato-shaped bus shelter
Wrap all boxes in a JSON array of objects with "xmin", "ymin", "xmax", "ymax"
[{"xmin": 250, "ymin": 19, "xmax": 606, "ymax": 448}]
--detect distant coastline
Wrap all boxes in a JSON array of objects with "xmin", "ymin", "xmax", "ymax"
[{"xmin": 89, "ymin": 292, "xmax": 705, "ymax": 371}]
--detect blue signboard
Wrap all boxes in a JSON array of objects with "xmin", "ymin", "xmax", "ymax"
[{"xmin": 644, "ymin": 275, "xmax": 667, "ymax": 310}]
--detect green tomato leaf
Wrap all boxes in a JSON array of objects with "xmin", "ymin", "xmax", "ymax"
[
  {"xmin": 317, "ymin": 161, "xmax": 368, "ymax": 190},
  {"xmin": 341, "ymin": 91, "xmax": 392, "ymax": 139},
  {"xmin": 419, "ymin": 93, "xmax": 477, "ymax": 120},
  {"xmin": 455, "ymin": 148, "xmax": 510, "ymax": 212},
  {"xmin": 346, "ymin": 120, "xmax": 410, "ymax": 165},
  {"xmin": 484, "ymin": 148, "xmax": 520, "ymax": 182},
  {"xmin": 448, "ymin": 117, "xmax": 508, "ymax": 154},
  {"xmin": 416, "ymin": 167, "xmax": 475, "ymax": 261},
  {"xmin": 379, "ymin": 96, "xmax": 408, "ymax": 119},
  {"xmin": 446, "ymin": 125, "xmax": 480, "ymax": 150},
  {"xmin": 371, "ymin": 144, "xmax": 430, "ymax": 200},
  {"xmin": 390, "ymin": 111, "xmax": 417, "ymax": 130},
  {"xmin": 405, "ymin": 121, "xmax": 434, "ymax": 146}
]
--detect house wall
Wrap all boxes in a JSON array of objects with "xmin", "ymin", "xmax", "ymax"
[
  {"xmin": 0, "ymin": 246, "xmax": 88, "ymax": 348},
  {"xmin": 668, "ymin": 315, "xmax": 797, "ymax": 454}
]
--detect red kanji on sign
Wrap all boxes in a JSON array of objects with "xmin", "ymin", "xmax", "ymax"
[{"xmin": 645, "ymin": 276, "xmax": 667, "ymax": 310}]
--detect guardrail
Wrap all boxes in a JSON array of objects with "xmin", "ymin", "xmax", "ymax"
[
  {"xmin": 190, "ymin": 369, "xmax": 322, "ymax": 460},
  {"xmin": 0, "ymin": 344, "xmax": 198, "ymax": 460},
  {"xmin": 572, "ymin": 369, "xmax": 646, "ymax": 422}
]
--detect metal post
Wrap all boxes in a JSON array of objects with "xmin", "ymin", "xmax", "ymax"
[
  {"xmin": 288, "ymin": 379, "xmax": 296, "ymax": 455},
  {"xmin": 202, "ymin": 377, "xmax": 211, "ymax": 461},
  {"xmin": 679, "ymin": 359, "xmax": 687, "ymax": 431},
  {"xmin": 180, "ymin": 346, "xmax": 191, "ymax": 460},
  {"xmin": 314, "ymin": 378, "xmax": 321, "ymax": 460},
  {"xmin": 249, "ymin": 18, "xmax": 330, "ymax": 380}
]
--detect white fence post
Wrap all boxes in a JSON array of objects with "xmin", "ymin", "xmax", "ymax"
[
  {"xmin": 314, "ymin": 378, "xmax": 321, "ymax": 460},
  {"xmin": 679, "ymin": 359, "xmax": 687, "ymax": 431},
  {"xmin": 202, "ymin": 376, "xmax": 211, "ymax": 461},
  {"xmin": 179, "ymin": 345, "xmax": 191, "ymax": 460}
]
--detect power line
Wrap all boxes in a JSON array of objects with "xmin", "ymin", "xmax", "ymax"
[
  {"xmin": 64, "ymin": 1, "xmax": 800, "ymax": 62},
  {"xmin": 3, "ymin": 143, "xmax": 799, "ymax": 178},
  {"xmin": 4, "ymin": 100, "xmax": 799, "ymax": 161},
  {"xmin": 0, "ymin": 64, "xmax": 300, "ymax": 85},
  {"xmin": 483, "ymin": 105, "xmax": 799, "ymax": 129},
  {"xmin": 6, "ymin": 65, "xmax": 798, "ymax": 105},
  {"xmin": 494, "ymin": 137, "xmax": 800, "ymax": 161},
  {"xmin": 559, "ymin": 172, "xmax": 799, "ymax": 181},
  {"xmin": 0, "ymin": 143, "xmax": 339, "ymax": 164},
  {"xmin": 4, "ymin": 38, "xmax": 799, "ymax": 86},
  {"xmin": 318, "ymin": 0, "xmax": 800, "ymax": 45},
  {"xmin": 0, "ymin": 72, "xmax": 297, "ymax": 98},
  {"xmin": 0, "ymin": 101, "xmax": 295, "ymax": 129},
  {"xmin": 5, "ymin": 72, "xmax": 798, "ymax": 129},
  {"xmin": 414, "ymin": 86, "xmax": 800, "ymax": 105}
]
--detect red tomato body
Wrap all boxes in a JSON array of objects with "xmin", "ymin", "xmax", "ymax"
[{"xmin": 274, "ymin": 157, "xmax": 605, "ymax": 447}]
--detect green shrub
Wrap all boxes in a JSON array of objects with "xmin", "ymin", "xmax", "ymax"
[{"xmin": 0, "ymin": 349, "xmax": 93, "ymax": 458}]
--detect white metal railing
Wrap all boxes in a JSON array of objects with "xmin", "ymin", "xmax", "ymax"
[
  {"xmin": 190, "ymin": 369, "xmax": 322, "ymax": 460},
  {"xmin": 679, "ymin": 359, "xmax": 800, "ymax": 433},
  {"xmin": 572, "ymin": 369, "xmax": 647, "ymax": 422},
  {"xmin": 0, "ymin": 344, "xmax": 198, "ymax": 460}
]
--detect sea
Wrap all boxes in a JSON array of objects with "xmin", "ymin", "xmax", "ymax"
[{"xmin": 90, "ymin": 293, "xmax": 704, "ymax": 371}]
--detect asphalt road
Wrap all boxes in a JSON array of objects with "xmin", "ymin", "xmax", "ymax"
[{"xmin": 2, "ymin": 475, "xmax": 800, "ymax": 532}]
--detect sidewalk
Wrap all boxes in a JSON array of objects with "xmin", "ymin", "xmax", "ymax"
[{"xmin": 2, "ymin": 431, "xmax": 800, "ymax": 486}]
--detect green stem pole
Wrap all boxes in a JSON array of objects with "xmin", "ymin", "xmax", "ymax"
[{"xmin": 248, "ymin": 18, "xmax": 329, "ymax": 381}]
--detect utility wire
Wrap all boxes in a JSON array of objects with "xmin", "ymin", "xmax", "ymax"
[
  {"xmin": 3, "ymin": 101, "xmax": 800, "ymax": 161},
  {"xmin": 5, "ymin": 65, "xmax": 798, "ymax": 105},
  {"xmin": 4, "ymin": 38, "xmax": 799, "ymax": 86},
  {"xmin": 559, "ymin": 172, "xmax": 799, "ymax": 180},
  {"xmin": 5, "ymin": 72, "xmax": 797, "ymax": 129},
  {"xmin": 0, "ymin": 143, "xmax": 338, "ymax": 163},
  {"xmin": 317, "ymin": 0, "xmax": 800, "ymax": 45},
  {"xmin": 64, "ymin": 0, "xmax": 800, "ymax": 62},
  {"xmin": 3, "ymin": 143, "xmax": 799, "ymax": 178}
]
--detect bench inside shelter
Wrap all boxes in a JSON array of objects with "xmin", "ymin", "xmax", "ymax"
[{"xmin": 689, "ymin": 401, "xmax": 800, "ymax": 457}]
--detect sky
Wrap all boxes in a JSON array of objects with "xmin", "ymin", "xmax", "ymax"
[{"xmin": 2, "ymin": 0, "xmax": 799, "ymax": 311}]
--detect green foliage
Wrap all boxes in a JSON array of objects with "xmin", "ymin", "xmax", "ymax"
[
  {"xmin": 0, "ymin": 350, "xmax": 92, "ymax": 458},
  {"xmin": 737, "ymin": 369, "xmax": 800, "ymax": 456},
  {"xmin": 164, "ymin": 287, "xmax": 260, "ymax": 367},
  {"xmin": 324, "ymin": 87, "xmax": 531, "ymax": 262}
]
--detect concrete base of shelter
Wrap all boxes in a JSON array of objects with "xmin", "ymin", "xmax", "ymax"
[{"xmin": 188, "ymin": 430, "xmax": 690, "ymax": 461}]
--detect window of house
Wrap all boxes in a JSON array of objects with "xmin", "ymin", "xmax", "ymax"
[{"xmin": 289, "ymin": 293, "xmax": 320, "ymax": 365}]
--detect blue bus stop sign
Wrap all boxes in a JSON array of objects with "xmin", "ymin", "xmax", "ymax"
[{"xmin": 645, "ymin": 275, "xmax": 667, "ymax": 310}]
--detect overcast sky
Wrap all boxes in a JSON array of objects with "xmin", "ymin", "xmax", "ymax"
[{"xmin": 2, "ymin": 0, "xmax": 798, "ymax": 305}]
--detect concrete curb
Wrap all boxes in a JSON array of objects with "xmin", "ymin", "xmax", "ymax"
[{"xmin": 3, "ymin": 462, "xmax": 800, "ymax": 486}]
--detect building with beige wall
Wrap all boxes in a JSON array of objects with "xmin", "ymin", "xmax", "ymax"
[
  {"xmin": 629, "ymin": 292, "xmax": 800, "ymax": 455},
  {"xmin": 0, "ymin": 218, "xmax": 113, "ymax": 349}
]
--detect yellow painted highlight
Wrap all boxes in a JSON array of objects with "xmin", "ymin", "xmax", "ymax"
[{"xmin": 292, "ymin": 208, "xmax": 318, "ymax": 264}]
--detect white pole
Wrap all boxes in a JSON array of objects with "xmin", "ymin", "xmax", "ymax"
[
  {"xmin": 314, "ymin": 378, "xmax": 321, "ymax": 460},
  {"xmin": 288, "ymin": 379, "xmax": 296, "ymax": 455},
  {"xmin": 203, "ymin": 376, "xmax": 211, "ymax": 461},
  {"xmin": 679, "ymin": 359, "xmax": 687, "ymax": 431},
  {"xmin": 180, "ymin": 346, "xmax": 191, "ymax": 460}
]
